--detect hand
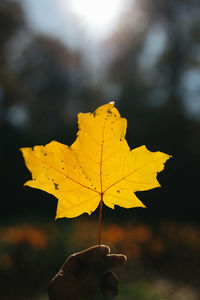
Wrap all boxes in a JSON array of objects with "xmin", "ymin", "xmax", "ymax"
[{"xmin": 48, "ymin": 245, "xmax": 127, "ymax": 299}]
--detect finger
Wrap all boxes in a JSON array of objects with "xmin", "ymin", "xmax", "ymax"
[
  {"xmin": 102, "ymin": 272, "xmax": 119, "ymax": 299},
  {"xmin": 105, "ymin": 254, "xmax": 127, "ymax": 271},
  {"xmin": 103, "ymin": 272, "xmax": 119, "ymax": 290},
  {"xmin": 62, "ymin": 245, "xmax": 110, "ymax": 275}
]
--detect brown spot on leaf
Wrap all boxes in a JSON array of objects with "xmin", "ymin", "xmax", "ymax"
[
  {"xmin": 117, "ymin": 190, "xmax": 120, "ymax": 193},
  {"xmin": 54, "ymin": 183, "xmax": 59, "ymax": 190}
]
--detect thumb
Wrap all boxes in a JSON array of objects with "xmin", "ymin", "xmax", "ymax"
[
  {"xmin": 79, "ymin": 245, "xmax": 109, "ymax": 279},
  {"xmin": 61, "ymin": 245, "xmax": 109, "ymax": 276}
]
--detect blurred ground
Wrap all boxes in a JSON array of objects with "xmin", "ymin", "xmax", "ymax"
[{"xmin": 0, "ymin": 217, "xmax": 200, "ymax": 299}]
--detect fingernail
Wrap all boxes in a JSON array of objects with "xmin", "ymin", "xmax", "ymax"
[
  {"xmin": 119, "ymin": 254, "xmax": 127, "ymax": 263},
  {"xmin": 99, "ymin": 245, "xmax": 110, "ymax": 255}
]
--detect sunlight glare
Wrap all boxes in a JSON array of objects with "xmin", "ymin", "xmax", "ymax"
[{"xmin": 69, "ymin": 0, "xmax": 124, "ymax": 37}]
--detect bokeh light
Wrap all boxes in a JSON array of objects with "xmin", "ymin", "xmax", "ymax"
[{"xmin": 68, "ymin": 0, "xmax": 125, "ymax": 38}]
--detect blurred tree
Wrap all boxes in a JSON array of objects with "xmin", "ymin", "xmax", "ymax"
[
  {"xmin": 15, "ymin": 35, "xmax": 83, "ymax": 141},
  {"xmin": 0, "ymin": 0, "xmax": 25, "ymax": 50},
  {"xmin": 106, "ymin": 0, "xmax": 200, "ymax": 220},
  {"xmin": 0, "ymin": 1, "xmax": 86, "ymax": 217},
  {"xmin": 0, "ymin": 0, "xmax": 26, "ymax": 120}
]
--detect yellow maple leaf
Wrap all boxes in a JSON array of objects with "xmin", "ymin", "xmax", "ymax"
[{"xmin": 20, "ymin": 102, "xmax": 171, "ymax": 243}]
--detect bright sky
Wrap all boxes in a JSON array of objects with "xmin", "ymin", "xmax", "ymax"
[
  {"xmin": 68, "ymin": 0, "xmax": 124, "ymax": 35},
  {"xmin": 18, "ymin": 0, "xmax": 134, "ymax": 80},
  {"xmin": 19, "ymin": 0, "xmax": 130, "ymax": 49}
]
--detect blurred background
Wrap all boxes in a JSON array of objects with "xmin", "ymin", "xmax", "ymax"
[{"xmin": 0, "ymin": 0, "xmax": 200, "ymax": 299}]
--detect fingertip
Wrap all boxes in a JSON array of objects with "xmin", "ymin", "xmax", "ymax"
[
  {"xmin": 120, "ymin": 254, "xmax": 127, "ymax": 264},
  {"xmin": 99, "ymin": 245, "xmax": 110, "ymax": 255},
  {"xmin": 106, "ymin": 253, "xmax": 127, "ymax": 269}
]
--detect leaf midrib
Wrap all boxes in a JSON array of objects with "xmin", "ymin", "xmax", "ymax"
[{"xmin": 33, "ymin": 122, "xmax": 163, "ymax": 198}]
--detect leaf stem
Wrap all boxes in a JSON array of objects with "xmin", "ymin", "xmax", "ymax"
[{"xmin": 98, "ymin": 193, "xmax": 103, "ymax": 247}]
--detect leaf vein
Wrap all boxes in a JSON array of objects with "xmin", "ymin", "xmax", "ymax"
[
  {"xmin": 34, "ymin": 155, "xmax": 100, "ymax": 194},
  {"xmin": 59, "ymin": 194, "xmax": 99, "ymax": 212},
  {"xmin": 103, "ymin": 158, "xmax": 163, "ymax": 193}
]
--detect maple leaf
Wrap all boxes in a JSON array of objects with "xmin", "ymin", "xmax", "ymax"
[{"xmin": 20, "ymin": 102, "xmax": 171, "ymax": 244}]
